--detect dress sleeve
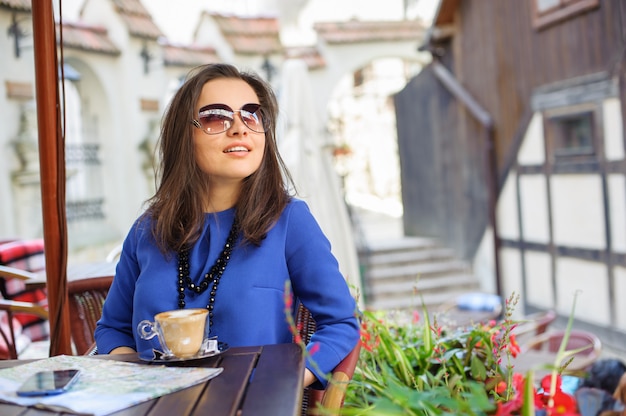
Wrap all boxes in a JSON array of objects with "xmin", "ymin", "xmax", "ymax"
[
  {"xmin": 284, "ymin": 200, "xmax": 360, "ymax": 388},
  {"xmin": 94, "ymin": 219, "xmax": 143, "ymax": 353}
]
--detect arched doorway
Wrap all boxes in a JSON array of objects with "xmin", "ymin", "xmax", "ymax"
[
  {"xmin": 327, "ymin": 57, "xmax": 423, "ymax": 219},
  {"xmin": 60, "ymin": 58, "xmax": 119, "ymax": 261}
]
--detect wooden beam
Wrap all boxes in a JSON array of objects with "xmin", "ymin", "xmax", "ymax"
[{"xmin": 432, "ymin": 60, "xmax": 502, "ymax": 298}]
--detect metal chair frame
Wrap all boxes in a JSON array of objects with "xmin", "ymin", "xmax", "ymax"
[{"xmin": 295, "ymin": 302, "xmax": 361, "ymax": 416}]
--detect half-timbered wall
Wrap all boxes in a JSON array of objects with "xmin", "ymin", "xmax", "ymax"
[
  {"xmin": 498, "ymin": 73, "xmax": 626, "ymax": 345},
  {"xmin": 396, "ymin": 0, "xmax": 626, "ymax": 346}
]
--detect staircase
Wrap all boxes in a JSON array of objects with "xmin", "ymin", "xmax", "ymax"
[{"xmin": 358, "ymin": 236, "xmax": 481, "ymax": 312}]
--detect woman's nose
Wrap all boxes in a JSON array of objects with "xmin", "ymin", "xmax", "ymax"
[{"xmin": 226, "ymin": 111, "xmax": 248, "ymax": 135}]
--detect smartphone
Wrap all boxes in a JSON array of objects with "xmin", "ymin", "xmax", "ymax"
[{"xmin": 17, "ymin": 369, "xmax": 81, "ymax": 397}]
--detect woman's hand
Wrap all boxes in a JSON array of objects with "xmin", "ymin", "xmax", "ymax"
[
  {"xmin": 109, "ymin": 346, "xmax": 136, "ymax": 354},
  {"xmin": 303, "ymin": 368, "xmax": 316, "ymax": 387}
]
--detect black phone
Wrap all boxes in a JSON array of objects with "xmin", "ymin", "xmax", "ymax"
[{"xmin": 16, "ymin": 369, "xmax": 81, "ymax": 397}]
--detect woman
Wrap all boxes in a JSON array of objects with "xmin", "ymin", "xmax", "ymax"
[{"xmin": 95, "ymin": 63, "xmax": 360, "ymax": 388}]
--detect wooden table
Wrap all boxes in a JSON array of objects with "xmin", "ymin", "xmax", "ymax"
[
  {"xmin": 0, "ymin": 343, "xmax": 305, "ymax": 416},
  {"xmin": 24, "ymin": 261, "xmax": 118, "ymax": 290}
]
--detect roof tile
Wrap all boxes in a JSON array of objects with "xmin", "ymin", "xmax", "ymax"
[
  {"xmin": 58, "ymin": 22, "xmax": 120, "ymax": 55},
  {"xmin": 110, "ymin": 0, "xmax": 163, "ymax": 40},
  {"xmin": 162, "ymin": 44, "xmax": 220, "ymax": 67},
  {"xmin": 208, "ymin": 12, "xmax": 282, "ymax": 55},
  {"xmin": 284, "ymin": 46, "xmax": 326, "ymax": 70},
  {"xmin": 314, "ymin": 20, "xmax": 426, "ymax": 44},
  {"xmin": 118, "ymin": 13, "xmax": 163, "ymax": 39},
  {"xmin": 111, "ymin": 0, "xmax": 151, "ymax": 17},
  {"xmin": 0, "ymin": 0, "xmax": 31, "ymax": 11}
]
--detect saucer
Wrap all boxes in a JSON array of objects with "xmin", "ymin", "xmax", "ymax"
[{"xmin": 140, "ymin": 341, "xmax": 229, "ymax": 363}]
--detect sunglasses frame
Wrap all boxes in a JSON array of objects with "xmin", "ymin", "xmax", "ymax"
[{"xmin": 192, "ymin": 103, "xmax": 266, "ymax": 135}]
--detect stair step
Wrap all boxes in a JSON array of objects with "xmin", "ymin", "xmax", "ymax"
[
  {"xmin": 366, "ymin": 260, "xmax": 470, "ymax": 281},
  {"xmin": 366, "ymin": 247, "xmax": 456, "ymax": 267},
  {"xmin": 367, "ymin": 290, "xmax": 472, "ymax": 311},
  {"xmin": 356, "ymin": 226, "xmax": 482, "ymax": 313},
  {"xmin": 360, "ymin": 237, "xmax": 439, "ymax": 253},
  {"xmin": 367, "ymin": 274, "xmax": 479, "ymax": 296}
]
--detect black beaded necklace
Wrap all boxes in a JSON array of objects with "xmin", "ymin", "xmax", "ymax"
[{"xmin": 177, "ymin": 219, "xmax": 239, "ymax": 329}]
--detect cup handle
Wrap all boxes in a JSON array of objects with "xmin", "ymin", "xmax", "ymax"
[{"xmin": 137, "ymin": 320, "xmax": 158, "ymax": 341}]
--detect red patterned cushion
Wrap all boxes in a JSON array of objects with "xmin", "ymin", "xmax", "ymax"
[
  {"xmin": 0, "ymin": 312, "xmax": 29, "ymax": 359},
  {"xmin": 0, "ymin": 239, "xmax": 49, "ymax": 342}
]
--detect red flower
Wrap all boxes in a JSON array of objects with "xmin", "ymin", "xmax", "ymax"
[
  {"xmin": 508, "ymin": 334, "xmax": 521, "ymax": 358},
  {"xmin": 536, "ymin": 374, "xmax": 579, "ymax": 415},
  {"xmin": 412, "ymin": 310, "xmax": 420, "ymax": 324},
  {"xmin": 494, "ymin": 381, "xmax": 507, "ymax": 394},
  {"xmin": 359, "ymin": 321, "xmax": 379, "ymax": 352},
  {"xmin": 430, "ymin": 325, "xmax": 443, "ymax": 336},
  {"xmin": 493, "ymin": 373, "xmax": 536, "ymax": 416},
  {"xmin": 511, "ymin": 373, "xmax": 525, "ymax": 391}
]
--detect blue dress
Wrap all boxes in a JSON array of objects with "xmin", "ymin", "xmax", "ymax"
[{"xmin": 95, "ymin": 199, "xmax": 360, "ymax": 387}]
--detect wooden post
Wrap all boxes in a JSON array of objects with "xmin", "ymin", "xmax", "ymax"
[{"xmin": 31, "ymin": 0, "xmax": 72, "ymax": 356}]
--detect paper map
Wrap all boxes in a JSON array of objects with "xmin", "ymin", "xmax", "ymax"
[{"xmin": 0, "ymin": 355, "xmax": 223, "ymax": 415}]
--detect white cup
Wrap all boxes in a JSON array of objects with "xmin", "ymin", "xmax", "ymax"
[{"xmin": 138, "ymin": 308, "xmax": 209, "ymax": 358}]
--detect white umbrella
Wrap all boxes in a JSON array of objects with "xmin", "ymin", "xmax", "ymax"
[{"xmin": 278, "ymin": 59, "xmax": 362, "ymax": 300}]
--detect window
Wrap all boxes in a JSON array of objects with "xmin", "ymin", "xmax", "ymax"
[
  {"xmin": 545, "ymin": 109, "xmax": 596, "ymax": 161},
  {"xmin": 532, "ymin": 0, "xmax": 599, "ymax": 29},
  {"xmin": 536, "ymin": 0, "xmax": 561, "ymax": 13}
]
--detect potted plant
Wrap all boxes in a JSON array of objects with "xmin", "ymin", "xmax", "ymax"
[{"xmin": 335, "ymin": 293, "xmax": 585, "ymax": 415}]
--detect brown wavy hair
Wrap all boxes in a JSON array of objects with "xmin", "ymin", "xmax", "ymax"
[{"xmin": 145, "ymin": 63, "xmax": 293, "ymax": 253}]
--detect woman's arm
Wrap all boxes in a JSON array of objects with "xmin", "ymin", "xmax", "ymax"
[
  {"xmin": 285, "ymin": 200, "xmax": 360, "ymax": 388},
  {"xmin": 95, "ymin": 221, "xmax": 142, "ymax": 353}
]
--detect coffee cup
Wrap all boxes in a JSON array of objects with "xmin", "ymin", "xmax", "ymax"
[{"xmin": 137, "ymin": 308, "xmax": 209, "ymax": 358}]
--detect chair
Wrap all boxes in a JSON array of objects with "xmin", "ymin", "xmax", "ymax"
[
  {"xmin": 520, "ymin": 329, "xmax": 602, "ymax": 373},
  {"xmin": 67, "ymin": 275, "xmax": 113, "ymax": 355},
  {"xmin": 512, "ymin": 309, "xmax": 557, "ymax": 347},
  {"xmin": 295, "ymin": 303, "xmax": 361, "ymax": 416},
  {"xmin": 0, "ymin": 289, "xmax": 48, "ymax": 359},
  {"xmin": 0, "ymin": 264, "xmax": 113, "ymax": 357},
  {"xmin": 0, "ymin": 239, "xmax": 49, "ymax": 345}
]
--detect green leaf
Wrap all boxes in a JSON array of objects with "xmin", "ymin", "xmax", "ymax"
[
  {"xmin": 520, "ymin": 370, "xmax": 535, "ymax": 416},
  {"xmin": 470, "ymin": 355, "xmax": 487, "ymax": 381}
]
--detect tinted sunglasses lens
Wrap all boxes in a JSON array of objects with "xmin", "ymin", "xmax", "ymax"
[
  {"xmin": 198, "ymin": 109, "xmax": 233, "ymax": 134},
  {"xmin": 240, "ymin": 109, "xmax": 264, "ymax": 133}
]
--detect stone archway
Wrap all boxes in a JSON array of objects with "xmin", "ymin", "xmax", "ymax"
[
  {"xmin": 56, "ymin": 57, "xmax": 120, "ymax": 256},
  {"xmin": 308, "ymin": 20, "xmax": 430, "ymax": 120},
  {"xmin": 276, "ymin": 21, "xmax": 430, "ymax": 295}
]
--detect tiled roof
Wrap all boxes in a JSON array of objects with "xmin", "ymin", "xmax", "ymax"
[
  {"xmin": 113, "ymin": 0, "xmax": 163, "ymax": 40},
  {"xmin": 0, "ymin": 0, "xmax": 161, "ymax": 40},
  {"xmin": 118, "ymin": 14, "xmax": 163, "ymax": 39},
  {"xmin": 284, "ymin": 46, "xmax": 326, "ymax": 70},
  {"xmin": 207, "ymin": 12, "xmax": 282, "ymax": 55},
  {"xmin": 314, "ymin": 20, "xmax": 426, "ymax": 44},
  {"xmin": 111, "ymin": 0, "xmax": 151, "ymax": 16},
  {"xmin": 162, "ymin": 44, "xmax": 220, "ymax": 67},
  {"xmin": 57, "ymin": 22, "xmax": 120, "ymax": 55},
  {"xmin": 0, "ymin": 0, "xmax": 30, "ymax": 11}
]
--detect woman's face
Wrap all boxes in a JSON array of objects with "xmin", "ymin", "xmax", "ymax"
[{"xmin": 192, "ymin": 78, "xmax": 266, "ymax": 188}]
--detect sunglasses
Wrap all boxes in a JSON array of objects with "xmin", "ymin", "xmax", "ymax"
[{"xmin": 192, "ymin": 103, "xmax": 266, "ymax": 135}]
